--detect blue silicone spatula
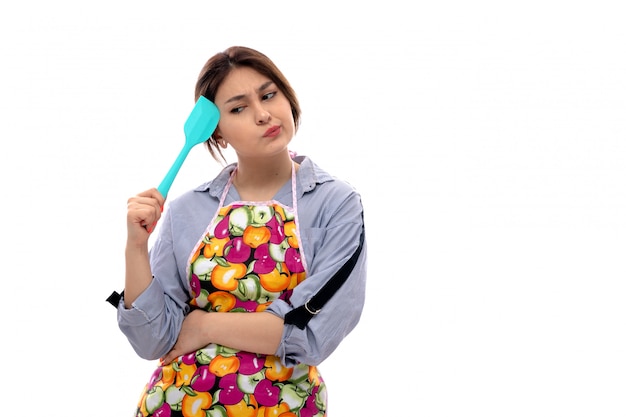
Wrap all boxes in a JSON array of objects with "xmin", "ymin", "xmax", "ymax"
[{"xmin": 157, "ymin": 96, "xmax": 220, "ymax": 197}]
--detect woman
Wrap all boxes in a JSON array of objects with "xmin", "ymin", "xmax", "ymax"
[{"xmin": 117, "ymin": 46, "xmax": 367, "ymax": 417}]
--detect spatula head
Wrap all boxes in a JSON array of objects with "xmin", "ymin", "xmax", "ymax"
[
  {"xmin": 156, "ymin": 97, "xmax": 220, "ymax": 197},
  {"xmin": 184, "ymin": 96, "xmax": 220, "ymax": 146}
]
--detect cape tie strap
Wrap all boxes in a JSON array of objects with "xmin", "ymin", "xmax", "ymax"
[
  {"xmin": 284, "ymin": 222, "xmax": 365, "ymax": 330},
  {"xmin": 106, "ymin": 290, "xmax": 123, "ymax": 308}
]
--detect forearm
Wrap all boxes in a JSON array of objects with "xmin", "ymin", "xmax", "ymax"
[
  {"xmin": 207, "ymin": 312, "xmax": 284, "ymax": 355},
  {"xmin": 124, "ymin": 243, "xmax": 153, "ymax": 308},
  {"xmin": 124, "ymin": 188, "xmax": 165, "ymax": 308}
]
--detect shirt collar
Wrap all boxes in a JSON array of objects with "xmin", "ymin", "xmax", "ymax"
[{"xmin": 193, "ymin": 155, "xmax": 333, "ymax": 198}]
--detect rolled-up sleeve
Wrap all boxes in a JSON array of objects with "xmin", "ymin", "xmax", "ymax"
[
  {"xmin": 116, "ymin": 208, "xmax": 191, "ymax": 360},
  {"xmin": 266, "ymin": 185, "xmax": 367, "ymax": 367}
]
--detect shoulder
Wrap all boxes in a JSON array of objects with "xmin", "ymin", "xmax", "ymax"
[
  {"xmin": 295, "ymin": 156, "xmax": 364, "ymax": 224},
  {"xmin": 296, "ymin": 155, "xmax": 360, "ymax": 197}
]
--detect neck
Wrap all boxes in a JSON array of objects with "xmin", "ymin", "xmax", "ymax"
[{"xmin": 232, "ymin": 153, "xmax": 295, "ymax": 200}]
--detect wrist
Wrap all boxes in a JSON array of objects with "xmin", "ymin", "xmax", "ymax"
[
  {"xmin": 125, "ymin": 242, "xmax": 149, "ymax": 256},
  {"xmin": 203, "ymin": 311, "xmax": 214, "ymax": 344}
]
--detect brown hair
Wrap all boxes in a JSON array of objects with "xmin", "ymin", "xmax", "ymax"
[{"xmin": 195, "ymin": 46, "xmax": 302, "ymax": 163}]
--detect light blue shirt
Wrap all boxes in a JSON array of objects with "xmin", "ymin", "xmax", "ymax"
[{"xmin": 117, "ymin": 155, "xmax": 367, "ymax": 367}]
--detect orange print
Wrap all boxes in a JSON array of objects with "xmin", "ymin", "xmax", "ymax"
[
  {"xmin": 209, "ymin": 354, "xmax": 240, "ymax": 377},
  {"xmin": 308, "ymin": 367, "xmax": 322, "ymax": 386},
  {"xmin": 283, "ymin": 221, "xmax": 299, "ymax": 248},
  {"xmin": 138, "ymin": 395, "xmax": 149, "ymax": 417},
  {"xmin": 211, "ymin": 263, "xmax": 247, "ymax": 291},
  {"xmin": 264, "ymin": 356, "xmax": 293, "ymax": 382},
  {"xmin": 225, "ymin": 397, "xmax": 259, "ymax": 417},
  {"xmin": 181, "ymin": 391, "xmax": 212, "ymax": 417},
  {"xmin": 243, "ymin": 225, "xmax": 271, "ymax": 248},
  {"xmin": 261, "ymin": 402, "xmax": 290, "ymax": 417},
  {"xmin": 190, "ymin": 242, "xmax": 206, "ymax": 263},
  {"xmin": 175, "ymin": 362, "xmax": 198, "ymax": 387},
  {"xmin": 273, "ymin": 206, "xmax": 287, "ymax": 221},
  {"xmin": 288, "ymin": 270, "xmax": 306, "ymax": 290},
  {"xmin": 256, "ymin": 302, "xmax": 271, "ymax": 312},
  {"xmin": 154, "ymin": 364, "xmax": 176, "ymax": 391},
  {"xmin": 203, "ymin": 236, "xmax": 230, "ymax": 258},
  {"xmin": 207, "ymin": 291, "xmax": 237, "ymax": 312},
  {"xmin": 259, "ymin": 269, "xmax": 290, "ymax": 292}
]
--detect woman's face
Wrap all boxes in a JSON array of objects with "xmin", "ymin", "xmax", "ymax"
[{"xmin": 213, "ymin": 66, "xmax": 295, "ymax": 160}]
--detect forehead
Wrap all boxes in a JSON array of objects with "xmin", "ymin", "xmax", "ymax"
[{"xmin": 215, "ymin": 67, "xmax": 272, "ymax": 102}]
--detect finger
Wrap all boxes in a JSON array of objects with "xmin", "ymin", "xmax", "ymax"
[
  {"xmin": 160, "ymin": 349, "xmax": 177, "ymax": 365},
  {"xmin": 130, "ymin": 189, "xmax": 166, "ymax": 213},
  {"xmin": 127, "ymin": 194, "xmax": 164, "ymax": 229},
  {"xmin": 136, "ymin": 188, "xmax": 166, "ymax": 208},
  {"xmin": 127, "ymin": 203, "xmax": 159, "ymax": 229},
  {"xmin": 128, "ymin": 195, "xmax": 162, "ymax": 214}
]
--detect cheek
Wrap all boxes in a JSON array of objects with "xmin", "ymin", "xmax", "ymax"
[
  {"xmin": 215, "ymin": 119, "xmax": 238, "ymax": 138},
  {"xmin": 279, "ymin": 102, "xmax": 296, "ymax": 124}
]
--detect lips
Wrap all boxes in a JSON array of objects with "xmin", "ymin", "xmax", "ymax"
[{"xmin": 263, "ymin": 125, "xmax": 281, "ymax": 138}]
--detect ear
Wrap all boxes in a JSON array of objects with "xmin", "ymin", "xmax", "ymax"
[{"xmin": 212, "ymin": 131, "xmax": 227, "ymax": 148}]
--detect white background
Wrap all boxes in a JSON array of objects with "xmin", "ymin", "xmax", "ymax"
[{"xmin": 1, "ymin": 1, "xmax": 625, "ymax": 416}]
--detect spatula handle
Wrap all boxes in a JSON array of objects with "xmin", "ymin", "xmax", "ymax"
[{"xmin": 157, "ymin": 144, "xmax": 192, "ymax": 197}]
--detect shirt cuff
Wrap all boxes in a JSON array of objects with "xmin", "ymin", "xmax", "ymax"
[{"xmin": 117, "ymin": 278, "xmax": 166, "ymax": 327}]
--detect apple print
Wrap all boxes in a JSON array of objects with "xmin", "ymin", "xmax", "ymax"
[
  {"xmin": 218, "ymin": 373, "xmax": 244, "ymax": 405},
  {"xmin": 233, "ymin": 298, "xmax": 258, "ymax": 312},
  {"xmin": 193, "ymin": 288, "xmax": 210, "ymax": 309},
  {"xmin": 145, "ymin": 386, "xmax": 165, "ymax": 414},
  {"xmin": 190, "ymin": 365, "xmax": 216, "ymax": 391},
  {"xmin": 266, "ymin": 215, "xmax": 286, "ymax": 244},
  {"xmin": 268, "ymin": 239, "xmax": 290, "ymax": 262},
  {"xmin": 284, "ymin": 247, "xmax": 304, "ymax": 273},
  {"xmin": 213, "ymin": 215, "xmax": 230, "ymax": 239},
  {"xmin": 299, "ymin": 385, "xmax": 323, "ymax": 417},
  {"xmin": 280, "ymin": 206, "xmax": 294, "ymax": 221},
  {"xmin": 189, "ymin": 274, "xmax": 202, "ymax": 297},
  {"xmin": 235, "ymin": 275, "xmax": 262, "ymax": 301},
  {"xmin": 236, "ymin": 351, "xmax": 265, "ymax": 375},
  {"xmin": 236, "ymin": 369, "xmax": 265, "ymax": 394},
  {"xmin": 192, "ymin": 256, "xmax": 217, "ymax": 279},
  {"xmin": 181, "ymin": 352, "xmax": 196, "ymax": 365},
  {"xmin": 223, "ymin": 237, "xmax": 252, "ymax": 263},
  {"xmin": 253, "ymin": 378, "xmax": 280, "ymax": 407},
  {"xmin": 153, "ymin": 403, "xmax": 172, "ymax": 417},
  {"xmin": 251, "ymin": 205, "xmax": 274, "ymax": 225},
  {"xmin": 280, "ymin": 383, "xmax": 308, "ymax": 411},
  {"xmin": 146, "ymin": 367, "xmax": 163, "ymax": 391},
  {"xmin": 229, "ymin": 206, "xmax": 253, "ymax": 236},
  {"xmin": 205, "ymin": 405, "xmax": 228, "ymax": 417},
  {"xmin": 252, "ymin": 243, "xmax": 276, "ymax": 274},
  {"xmin": 196, "ymin": 345, "xmax": 218, "ymax": 365}
]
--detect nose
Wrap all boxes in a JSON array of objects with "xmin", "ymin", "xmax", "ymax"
[{"xmin": 256, "ymin": 107, "xmax": 270, "ymax": 124}]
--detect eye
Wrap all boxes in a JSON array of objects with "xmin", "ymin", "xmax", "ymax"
[
  {"xmin": 230, "ymin": 106, "xmax": 245, "ymax": 114},
  {"xmin": 262, "ymin": 91, "xmax": 277, "ymax": 101}
]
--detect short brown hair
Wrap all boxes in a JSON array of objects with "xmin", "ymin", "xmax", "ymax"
[{"xmin": 195, "ymin": 46, "xmax": 301, "ymax": 162}]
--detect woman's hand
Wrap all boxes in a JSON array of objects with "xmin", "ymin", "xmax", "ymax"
[
  {"xmin": 123, "ymin": 188, "xmax": 165, "ymax": 307},
  {"xmin": 161, "ymin": 309, "xmax": 211, "ymax": 364},
  {"xmin": 126, "ymin": 188, "xmax": 165, "ymax": 245},
  {"xmin": 161, "ymin": 311, "xmax": 284, "ymax": 364}
]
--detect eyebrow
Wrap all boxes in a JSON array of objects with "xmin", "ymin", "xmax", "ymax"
[{"xmin": 224, "ymin": 80, "xmax": 275, "ymax": 104}]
